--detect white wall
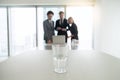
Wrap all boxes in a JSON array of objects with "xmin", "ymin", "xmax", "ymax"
[{"xmin": 95, "ymin": 0, "xmax": 120, "ymax": 58}]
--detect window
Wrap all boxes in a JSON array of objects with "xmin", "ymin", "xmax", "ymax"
[
  {"xmin": 9, "ymin": 7, "xmax": 36, "ymax": 55},
  {"xmin": 66, "ymin": 6, "xmax": 94, "ymax": 50},
  {"xmin": 0, "ymin": 8, "xmax": 8, "ymax": 57},
  {"xmin": 0, "ymin": 6, "xmax": 94, "ymax": 57}
]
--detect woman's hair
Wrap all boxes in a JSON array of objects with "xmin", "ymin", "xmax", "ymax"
[
  {"xmin": 68, "ymin": 17, "xmax": 74, "ymax": 23},
  {"xmin": 59, "ymin": 11, "xmax": 64, "ymax": 15},
  {"xmin": 47, "ymin": 11, "xmax": 54, "ymax": 15}
]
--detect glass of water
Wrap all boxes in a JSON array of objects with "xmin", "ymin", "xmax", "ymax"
[
  {"xmin": 71, "ymin": 39, "xmax": 79, "ymax": 49},
  {"xmin": 52, "ymin": 44, "xmax": 69, "ymax": 73}
]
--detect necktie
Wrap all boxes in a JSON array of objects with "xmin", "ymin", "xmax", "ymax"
[
  {"xmin": 49, "ymin": 20, "xmax": 52, "ymax": 26},
  {"xmin": 61, "ymin": 19, "xmax": 63, "ymax": 24}
]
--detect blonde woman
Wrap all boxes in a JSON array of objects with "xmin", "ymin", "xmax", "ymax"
[{"xmin": 68, "ymin": 17, "xmax": 79, "ymax": 40}]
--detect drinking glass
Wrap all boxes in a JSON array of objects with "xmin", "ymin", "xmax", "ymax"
[
  {"xmin": 52, "ymin": 44, "xmax": 69, "ymax": 73},
  {"xmin": 71, "ymin": 39, "xmax": 79, "ymax": 49}
]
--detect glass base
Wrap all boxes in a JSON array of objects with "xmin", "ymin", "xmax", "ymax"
[
  {"xmin": 54, "ymin": 68, "xmax": 66, "ymax": 73},
  {"xmin": 53, "ymin": 58, "xmax": 67, "ymax": 74}
]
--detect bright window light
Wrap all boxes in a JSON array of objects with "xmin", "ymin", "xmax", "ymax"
[
  {"xmin": 9, "ymin": 8, "xmax": 36, "ymax": 55},
  {"xmin": 0, "ymin": 8, "xmax": 8, "ymax": 57}
]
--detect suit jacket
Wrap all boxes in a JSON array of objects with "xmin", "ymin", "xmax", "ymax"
[
  {"xmin": 55, "ymin": 18, "xmax": 69, "ymax": 36},
  {"xmin": 68, "ymin": 23, "xmax": 79, "ymax": 40},
  {"xmin": 43, "ymin": 19, "xmax": 55, "ymax": 41}
]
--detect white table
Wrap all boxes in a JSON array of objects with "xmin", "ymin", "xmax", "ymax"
[{"xmin": 0, "ymin": 50, "xmax": 120, "ymax": 80}]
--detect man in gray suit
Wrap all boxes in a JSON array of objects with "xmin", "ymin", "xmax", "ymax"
[{"xmin": 43, "ymin": 11, "xmax": 55, "ymax": 44}]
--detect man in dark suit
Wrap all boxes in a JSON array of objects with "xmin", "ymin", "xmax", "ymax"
[
  {"xmin": 43, "ymin": 11, "xmax": 55, "ymax": 44},
  {"xmin": 55, "ymin": 11, "xmax": 69, "ymax": 43}
]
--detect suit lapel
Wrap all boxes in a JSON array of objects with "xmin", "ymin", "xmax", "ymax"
[{"xmin": 47, "ymin": 20, "xmax": 54, "ymax": 29}]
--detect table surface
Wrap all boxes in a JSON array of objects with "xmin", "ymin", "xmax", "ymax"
[{"xmin": 0, "ymin": 50, "xmax": 120, "ymax": 80}]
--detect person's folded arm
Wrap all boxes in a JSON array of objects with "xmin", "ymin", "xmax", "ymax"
[
  {"xmin": 55, "ymin": 21, "xmax": 58, "ymax": 31},
  {"xmin": 55, "ymin": 20, "xmax": 62, "ymax": 31},
  {"xmin": 43, "ymin": 21, "xmax": 49, "ymax": 41},
  {"xmin": 74, "ymin": 23, "xmax": 79, "ymax": 39},
  {"xmin": 74, "ymin": 24, "xmax": 78, "ymax": 35}
]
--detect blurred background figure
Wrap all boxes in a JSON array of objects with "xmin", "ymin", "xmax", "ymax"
[
  {"xmin": 43, "ymin": 11, "xmax": 55, "ymax": 44},
  {"xmin": 55, "ymin": 11, "xmax": 69, "ymax": 43},
  {"xmin": 68, "ymin": 17, "xmax": 79, "ymax": 41}
]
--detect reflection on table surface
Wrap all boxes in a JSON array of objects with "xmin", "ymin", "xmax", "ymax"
[{"xmin": 39, "ymin": 43, "xmax": 90, "ymax": 50}]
